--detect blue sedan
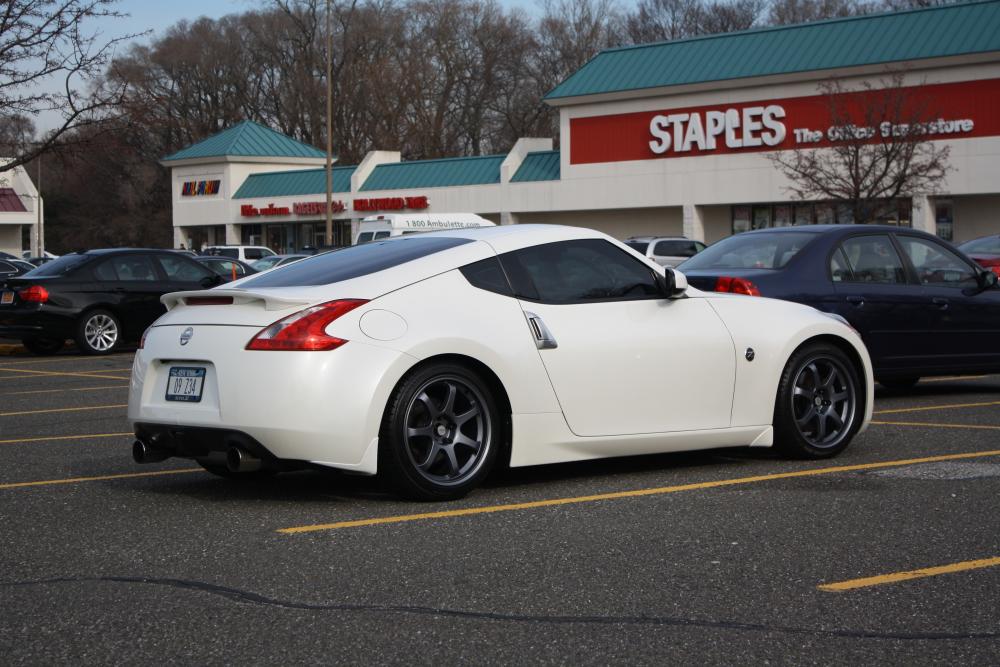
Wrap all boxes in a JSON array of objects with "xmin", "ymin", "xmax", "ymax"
[{"xmin": 678, "ymin": 225, "xmax": 1000, "ymax": 388}]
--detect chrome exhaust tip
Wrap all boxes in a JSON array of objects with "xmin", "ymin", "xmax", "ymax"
[
  {"xmin": 132, "ymin": 439, "xmax": 170, "ymax": 464},
  {"xmin": 226, "ymin": 446, "xmax": 262, "ymax": 473}
]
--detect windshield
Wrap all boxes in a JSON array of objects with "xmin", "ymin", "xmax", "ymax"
[
  {"xmin": 252, "ymin": 257, "xmax": 282, "ymax": 270},
  {"xmin": 624, "ymin": 240, "xmax": 649, "ymax": 254},
  {"xmin": 679, "ymin": 232, "xmax": 818, "ymax": 270},
  {"xmin": 240, "ymin": 236, "xmax": 473, "ymax": 288},
  {"xmin": 23, "ymin": 253, "xmax": 92, "ymax": 277},
  {"xmin": 958, "ymin": 237, "xmax": 1000, "ymax": 255}
]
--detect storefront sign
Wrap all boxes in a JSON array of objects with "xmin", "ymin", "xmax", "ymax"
[
  {"xmin": 293, "ymin": 201, "xmax": 346, "ymax": 215},
  {"xmin": 182, "ymin": 180, "xmax": 221, "ymax": 196},
  {"xmin": 240, "ymin": 203, "xmax": 291, "ymax": 217},
  {"xmin": 353, "ymin": 196, "xmax": 429, "ymax": 212},
  {"xmin": 570, "ymin": 78, "xmax": 1000, "ymax": 164}
]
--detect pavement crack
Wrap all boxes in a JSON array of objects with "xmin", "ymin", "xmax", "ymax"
[{"xmin": 2, "ymin": 576, "xmax": 997, "ymax": 641}]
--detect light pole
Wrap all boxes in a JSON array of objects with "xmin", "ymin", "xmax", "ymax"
[{"xmin": 324, "ymin": 0, "xmax": 334, "ymax": 247}]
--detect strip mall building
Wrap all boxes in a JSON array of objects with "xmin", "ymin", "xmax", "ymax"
[{"xmin": 165, "ymin": 1, "xmax": 1000, "ymax": 253}]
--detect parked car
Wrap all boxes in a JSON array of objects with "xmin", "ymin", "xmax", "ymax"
[
  {"xmin": 172, "ymin": 249, "xmax": 198, "ymax": 257},
  {"xmin": 0, "ymin": 249, "xmax": 223, "ymax": 355},
  {"xmin": 23, "ymin": 250, "xmax": 58, "ymax": 260},
  {"xmin": 956, "ymin": 234, "xmax": 1000, "ymax": 275},
  {"xmin": 195, "ymin": 256, "xmax": 258, "ymax": 283},
  {"xmin": 0, "ymin": 258, "xmax": 34, "ymax": 278},
  {"xmin": 202, "ymin": 245, "xmax": 275, "ymax": 263},
  {"xmin": 624, "ymin": 236, "xmax": 707, "ymax": 267},
  {"xmin": 0, "ymin": 250, "xmax": 17, "ymax": 260},
  {"xmin": 251, "ymin": 254, "xmax": 307, "ymax": 271},
  {"xmin": 130, "ymin": 226, "xmax": 871, "ymax": 500},
  {"xmin": 677, "ymin": 225, "xmax": 1000, "ymax": 388}
]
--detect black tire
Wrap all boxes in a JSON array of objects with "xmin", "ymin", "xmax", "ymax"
[
  {"xmin": 878, "ymin": 377, "xmax": 920, "ymax": 391},
  {"xmin": 379, "ymin": 362, "xmax": 501, "ymax": 501},
  {"xmin": 21, "ymin": 337, "xmax": 64, "ymax": 355},
  {"xmin": 75, "ymin": 309, "xmax": 121, "ymax": 355},
  {"xmin": 773, "ymin": 343, "xmax": 863, "ymax": 459}
]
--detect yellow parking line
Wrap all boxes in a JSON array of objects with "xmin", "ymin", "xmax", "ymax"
[
  {"xmin": 819, "ymin": 556, "xmax": 1000, "ymax": 592},
  {"xmin": 278, "ymin": 449, "xmax": 1000, "ymax": 534},
  {"xmin": 0, "ymin": 432, "xmax": 133, "ymax": 445},
  {"xmin": 871, "ymin": 420, "xmax": 1000, "ymax": 431},
  {"xmin": 0, "ymin": 403, "xmax": 128, "ymax": 417},
  {"xmin": 875, "ymin": 400, "xmax": 1000, "ymax": 415},
  {"xmin": 0, "ymin": 384, "xmax": 129, "ymax": 396},
  {"xmin": 0, "ymin": 353, "xmax": 134, "ymax": 367},
  {"xmin": 0, "ymin": 468, "xmax": 202, "ymax": 490},
  {"xmin": 0, "ymin": 367, "xmax": 131, "ymax": 381}
]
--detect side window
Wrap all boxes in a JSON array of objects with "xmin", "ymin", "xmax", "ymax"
[
  {"xmin": 840, "ymin": 236, "xmax": 906, "ymax": 284},
  {"xmin": 374, "ymin": 231, "xmax": 391, "ymax": 240},
  {"xmin": 0, "ymin": 261, "xmax": 14, "ymax": 274},
  {"xmin": 897, "ymin": 236, "xmax": 978, "ymax": 288},
  {"xmin": 356, "ymin": 232, "xmax": 374, "ymax": 244},
  {"xmin": 500, "ymin": 239, "xmax": 660, "ymax": 304},
  {"xmin": 830, "ymin": 248, "xmax": 853, "ymax": 282},
  {"xmin": 460, "ymin": 257, "xmax": 514, "ymax": 296},
  {"xmin": 654, "ymin": 240, "xmax": 702, "ymax": 258},
  {"xmin": 243, "ymin": 248, "xmax": 263, "ymax": 260},
  {"xmin": 157, "ymin": 255, "xmax": 213, "ymax": 282},
  {"xmin": 104, "ymin": 255, "xmax": 158, "ymax": 281},
  {"xmin": 94, "ymin": 260, "xmax": 118, "ymax": 281}
]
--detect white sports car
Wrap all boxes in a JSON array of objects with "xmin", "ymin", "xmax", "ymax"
[{"xmin": 129, "ymin": 225, "xmax": 873, "ymax": 500}]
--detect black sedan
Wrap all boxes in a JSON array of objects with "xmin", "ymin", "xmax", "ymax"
[
  {"xmin": 678, "ymin": 225, "xmax": 1000, "ymax": 388},
  {"xmin": 0, "ymin": 258, "xmax": 35, "ymax": 278},
  {"xmin": 194, "ymin": 256, "xmax": 258, "ymax": 283},
  {"xmin": 0, "ymin": 248, "xmax": 222, "ymax": 355}
]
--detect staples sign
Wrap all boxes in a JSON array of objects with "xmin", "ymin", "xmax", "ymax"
[{"xmin": 649, "ymin": 106, "xmax": 786, "ymax": 154}]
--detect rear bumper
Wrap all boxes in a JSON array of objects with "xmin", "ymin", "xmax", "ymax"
[
  {"xmin": 133, "ymin": 422, "xmax": 302, "ymax": 470},
  {"xmin": 0, "ymin": 308, "xmax": 75, "ymax": 340}
]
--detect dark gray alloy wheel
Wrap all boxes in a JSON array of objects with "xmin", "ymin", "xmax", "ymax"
[
  {"xmin": 774, "ymin": 343, "xmax": 862, "ymax": 459},
  {"xmin": 380, "ymin": 364, "xmax": 500, "ymax": 501},
  {"xmin": 76, "ymin": 309, "xmax": 121, "ymax": 355}
]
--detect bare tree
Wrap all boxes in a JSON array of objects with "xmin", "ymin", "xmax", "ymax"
[
  {"xmin": 768, "ymin": 73, "xmax": 952, "ymax": 223},
  {"xmin": 0, "ymin": 0, "xmax": 143, "ymax": 171}
]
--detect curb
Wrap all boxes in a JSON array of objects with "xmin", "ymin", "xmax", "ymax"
[{"xmin": 0, "ymin": 343, "xmax": 25, "ymax": 356}]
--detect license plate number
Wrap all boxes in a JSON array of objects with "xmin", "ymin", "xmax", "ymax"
[
  {"xmin": 0, "ymin": 291, "xmax": 12, "ymax": 305},
  {"xmin": 166, "ymin": 367, "xmax": 206, "ymax": 403}
]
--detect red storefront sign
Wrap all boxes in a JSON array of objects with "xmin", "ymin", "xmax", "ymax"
[
  {"xmin": 240, "ymin": 204, "xmax": 290, "ymax": 217},
  {"xmin": 353, "ymin": 196, "xmax": 429, "ymax": 212},
  {"xmin": 293, "ymin": 201, "xmax": 346, "ymax": 215},
  {"xmin": 570, "ymin": 78, "xmax": 1000, "ymax": 165}
]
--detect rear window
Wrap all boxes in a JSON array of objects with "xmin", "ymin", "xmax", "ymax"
[
  {"xmin": 24, "ymin": 253, "xmax": 92, "ymax": 277},
  {"xmin": 958, "ymin": 237, "xmax": 1000, "ymax": 255},
  {"xmin": 240, "ymin": 236, "xmax": 473, "ymax": 287},
  {"xmin": 679, "ymin": 232, "xmax": 817, "ymax": 270},
  {"xmin": 624, "ymin": 240, "xmax": 649, "ymax": 254}
]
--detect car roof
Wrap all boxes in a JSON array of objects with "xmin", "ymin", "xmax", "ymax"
[{"xmin": 81, "ymin": 248, "xmax": 176, "ymax": 255}]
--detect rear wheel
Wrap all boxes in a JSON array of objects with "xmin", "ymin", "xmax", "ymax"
[
  {"xmin": 379, "ymin": 363, "xmax": 500, "ymax": 501},
  {"xmin": 22, "ymin": 337, "xmax": 64, "ymax": 355},
  {"xmin": 773, "ymin": 343, "xmax": 863, "ymax": 459},
  {"xmin": 76, "ymin": 309, "xmax": 121, "ymax": 355},
  {"xmin": 878, "ymin": 377, "xmax": 920, "ymax": 391}
]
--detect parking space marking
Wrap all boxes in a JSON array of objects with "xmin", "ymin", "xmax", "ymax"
[
  {"xmin": 872, "ymin": 420, "xmax": 1000, "ymax": 431},
  {"xmin": 0, "ymin": 432, "xmax": 132, "ymax": 445},
  {"xmin": 0, "ymin": 468, "xmax": 202, "ymax": 490},
  {"xmin": 875, "ymin": 400, "xmax": 1000, "ymax": 415},
  {"xmin": 277, "ymin": 449, "xmax": 1000, "ymax": 534},
  {"xmin": 0, "ymin": 367, "xmax": 131, "ymax": 381},
  {"xmin": 0, "ymin": 384, "xmax": 129, "ymax": 397},
  {"xmin": 0, "ymin": 353, "xmax": 134, "ymax": 367},
  {"xmin": 818, "ymin": 556, "xmax": 1000, "ymax": 592},
  {"xmin": 0, "ymin": 404, "xmax": 128, "ymax": 418}
]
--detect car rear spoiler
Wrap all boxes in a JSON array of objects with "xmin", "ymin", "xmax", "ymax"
[{"xmin": 161, "ymin": 289, "xmax": 312, "ymax": 312}]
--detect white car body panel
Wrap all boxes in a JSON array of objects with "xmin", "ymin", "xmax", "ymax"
[{"xmin": 129, "ymin": 224, "xmax": 873, "ymax": 477}]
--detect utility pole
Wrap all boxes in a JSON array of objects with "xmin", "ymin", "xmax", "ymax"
[
  {"xmin": 37, "ymin": 155, "xmax": 43, "ymax": 257},
  {"xmin": 324, "ymin": 0, "xmax": 334, "ymax": 247}
]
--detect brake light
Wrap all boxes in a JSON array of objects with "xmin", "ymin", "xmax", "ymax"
[
  {"xmin": 246, "ymin": 299, "xmax": 367, "ymax": 351},
  {"xmin": 20, "ymin": 285, "xmax": 49, "ymax": 303},
  {"xmin": 714, "ymin": 276, "xmax": 761, "ymax": 297},
  {"xmin": 974, "ymin": 257, "xmax": 1000, "ymax": 276},
  {"xmin": 139, "ymin": 327, "xmax": 149, "ymax": 349}
]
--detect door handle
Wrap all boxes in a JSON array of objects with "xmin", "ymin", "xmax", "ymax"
[
  {"xmin": 846, "ymin": 296, "xmax": 864, "ymax": 307},
  {"xmin": 932, "ymin": 297, "xmax": 949, "ymax": 310},
  {"xmin": 524, "ymin": 312, "xmax": 558, "ymax": 350}
]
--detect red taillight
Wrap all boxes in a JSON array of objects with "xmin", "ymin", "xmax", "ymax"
[
  {"xmin": 246, "ymin": 299, "xmax": 367, "ymax": 351},
  {"xmin": 714, "ymin": 276, "xmax": 761, "ymax": 297},
  {"xmin": 139, "ymin": 327, "xmax": 149, "ymax": 349},
  {"xmin": 20, "ymin": 285, "xmax": 49, "ymax": 303},
  {"xmin": 974, "ymin": 257, "xmax": 1000, "ymax": 276}
]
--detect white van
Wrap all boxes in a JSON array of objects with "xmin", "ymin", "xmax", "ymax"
[{"xmin": 355, "ymin": 214, "xmax": 495, "ymax": 244}]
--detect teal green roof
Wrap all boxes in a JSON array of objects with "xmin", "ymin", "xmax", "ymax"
[
  {"xmin": 233, "ymin": 166, "xmax": 355, "ymax": 199},
  {"xmin": 511, "ymin": 151, "xmax": 560, "ymax": 183},
  {"xmin": 546, "ymin": 1, "xmax": 1000, "ymax": 100},
  {"xmin": 163, "ymin": 121, "xmax": 326, "ymax": 161},
  {"xmin": 360, "ymin": 155, "xmax": 505, "ymax": 191}
]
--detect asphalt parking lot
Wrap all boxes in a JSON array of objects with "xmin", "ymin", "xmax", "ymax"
[{"xmin": 1, "ymin": 347, "xmax": 998, "ymax": 665}]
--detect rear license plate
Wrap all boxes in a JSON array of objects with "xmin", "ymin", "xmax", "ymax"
[
  {"xmin": 166, "ymin": 367, "xmax": 206, "ymax": 403},
  {"xmin": 0, "ymin": 291, "xmax": 12, "ymax": 305}
]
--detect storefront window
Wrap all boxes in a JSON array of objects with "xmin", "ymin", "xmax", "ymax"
[
  {"xmin": 836, "ymin": 204, "xmax": 854, "ymax": 225},
  {"xmin": 794, "ymin": 205, "xmax": 813, "ymax": 226},
  {"xmin": 935, "ymin": 200, "xmax": 954, "ymax": 242},
  {"xmin": 773, "ymin": 205, "xmax": 791, "ymax": 228},
  {"xmin": 752, "ymin": 206, "xmax": 771, "ymax": 230},
  {"xmin": 732, "ymin": 206, "xmax": 751, "ymax": 234}
]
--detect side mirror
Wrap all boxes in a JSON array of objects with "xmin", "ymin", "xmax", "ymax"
[
  {"xmin": 977, "ymin": 270, "xmax": 998, "ymax": 292},
  {"xmin": 200, "ymin": 274, "xmax": 223, "ymax": 288},
  {"xmin": 656, "ymin": 268, "xmax": 687, "ymax": 298}
]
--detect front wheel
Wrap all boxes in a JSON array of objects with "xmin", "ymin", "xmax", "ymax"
[
  {"xmin": 773, "ymin": 343, "xmax": 863, "ymax": 459},
  {"xmin": 75, "ymin": 309, "xmax": 121, "ymax": 355},
  {"xmin": 379, "ymin": 363, "xmax": 501, "ymax": 501}
]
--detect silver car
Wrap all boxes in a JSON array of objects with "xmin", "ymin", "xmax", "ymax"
[{"xmin": 624, "ymin": 236, "xmax": 706, "ymax": 268}]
